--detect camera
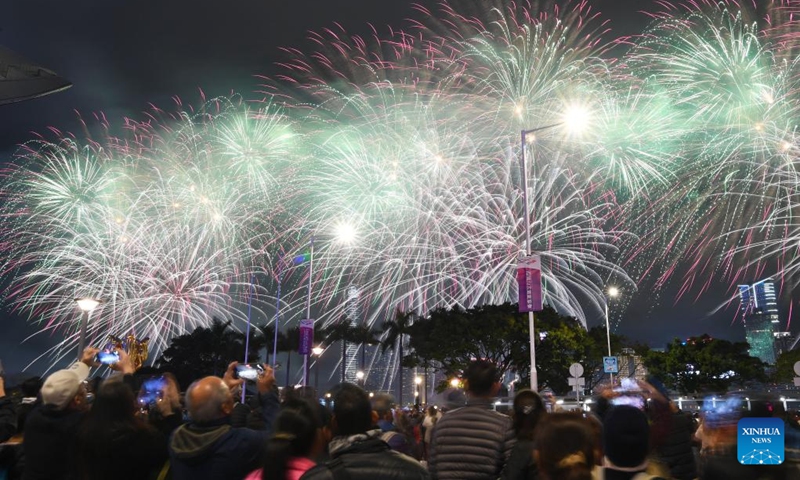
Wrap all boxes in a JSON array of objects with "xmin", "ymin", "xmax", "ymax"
[
  {"xmin": 96, "ymin": 350, "xmax": 120, "ymax": 365},
  {"xmin": 235, "ymin": 364, "xmax": 264, "ymax": 381}
]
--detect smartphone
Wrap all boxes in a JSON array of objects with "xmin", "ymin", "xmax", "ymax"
[
  {"xmin": 235, "ymin": 364, "xmax": 264, "ymax": 381},
  {"xmin": 139, "ymin": 376, "xmax": 167, "ymax": 406},
  {"xmin": 96, "ymin": 350, "xmax": 120, "ymax": 365}
]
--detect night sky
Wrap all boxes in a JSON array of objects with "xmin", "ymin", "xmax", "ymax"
[{"xmin": 0, "ymin": 0, "xmax": 772, "ymax": 376}]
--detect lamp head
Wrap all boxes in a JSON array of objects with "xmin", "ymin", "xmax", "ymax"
[
  {"xmin": 75, "ymin": 298, "xmax": 101, "ymax": 313},
  {"xmin": 312, "ymin": 346, "xmax": 324, "ymax": 356},
  {"xmin": 607, "ymin": 287, "xmax": 620, "ymax": 298}
]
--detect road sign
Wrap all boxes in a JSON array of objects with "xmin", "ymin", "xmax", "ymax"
[
  {"xmin": 569, "ymin": 363, "xmax": 584, "ymax": 378},
  {"xmin": 568, "ymin": 377, "xmax": 585, "ymax": 388},
  {"xmin": 298, "ymin": 319, "xmax": 314, "ymax": 355},
  {"xmin": 517, "ymin": 255, "xmax": 542, "ymax": 312},
  {"xmin": 603, "ymin": 356, "xmax": 619, "ymax": 374}
]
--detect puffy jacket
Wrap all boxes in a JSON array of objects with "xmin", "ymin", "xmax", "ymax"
[
  {"xmin": 22, "ymin": 405, "xmax": 85, "ymax": 480},
  {"xmin": 429, "ymin": 399, "xmax": 516, "ymax": 480},
  {"xmin": 300, "ymin": 435, "xmax": 429, "ymax": 480},
  {"xmin": 652, "ymin": 411, "xmax": 697, "ymax": 480}
]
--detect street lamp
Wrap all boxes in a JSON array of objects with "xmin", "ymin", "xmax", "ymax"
[
  {"xmin": 414, "ymin": 376, "xmax": 422, "ymax": 406},
  {"xmin": 605, "ymin": 287, "xmax": 620, "ymax": 383},
  {"xmin": 75, "ymin": 297, "xmax": 101, "ymax": 360},
  {"xmin": 356, "ymin": 370, "xmax": 365, "ymax": 387},
  {"xmin": 312, "ymin": 345, "xmax": 324, "ymax": 394},
  {"xmin": 520, "ymin": 105, "xmax": 590, "ymax": 392}
]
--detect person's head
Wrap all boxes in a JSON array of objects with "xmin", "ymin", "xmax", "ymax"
[
  {"xmin": 185, "ymin": 376, "xmax": 234, "ymax": 423},
  {"xmin": 464, "ymin": 359, "xmax": 500, "ymax": 398},
  {"xmin": 161, "ymin": 372, "xmax": 182, "ymax": 408},
  {"xmin": 260, "ymin": 398, "xmax": 326, "ymax": 480},
  {"xmin": 86, "ymin": 377, "xmax": 138, "ymax": 424},
  {"xmin": 513, "ymin": 389, "xmax": 546, "ymax": 440},
  {"xmin": 535, "ymin": 413, "xmax": 595, "ymax": 480},
  {"xmin": 602, "ymin": 405, "xmax": 650, "ymax": 471},
  {"xmin": 20, "ymin": 376, "xmax": 43, "ymax": 399},
  {"xmin": 427, "ymin": 406, "xmax": 437, "ymax": 417},
  {"xmin": 331, "ymin": 383, "xmax": 374, "ymax": 436},
  {"xmin": 41, "ymin": 364, "xmax": 90, "ymax": 411},
  {"xmin": 371, "ymin": 393, "xmax": 395, "ymax": 423}
]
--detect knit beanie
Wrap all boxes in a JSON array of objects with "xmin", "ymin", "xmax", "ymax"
[{"xmin": 603, "ymin": 405, "xmax": 650, "ymax": 469}]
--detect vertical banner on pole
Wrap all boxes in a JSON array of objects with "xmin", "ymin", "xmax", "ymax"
[
  {"xmin": 517, "ymin": 255, "xmax": 543, "ymax": 312},
  {"xmin": 298, "ymin": 319, "xmax": 314, "ymax": 356}
]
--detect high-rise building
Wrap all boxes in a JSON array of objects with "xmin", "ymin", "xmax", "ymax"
[
  {"xmin": 344, "ymin": 285, "xmax": 360, "ymax": 384},
  {"xmin": 738, "ymin": 278, "xmax": 780, "ymax": 364}
]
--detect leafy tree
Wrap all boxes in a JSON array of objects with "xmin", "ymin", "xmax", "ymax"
[
  {"xmin": 643, "ymin": 334, "xmax": 767, "ymax": 394},
  {"xmin": 157, "ymin": 319, "xmax": 262, "ymax": 389},
  {"xmin": 405, "ymin": 303, "xmax": 530, "ymax": 382},
  {"xmin": 774, "ymin": 348, "xmax": 800, "ymax": 383}
]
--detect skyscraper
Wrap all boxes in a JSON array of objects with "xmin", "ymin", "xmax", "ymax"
[
  {"xmin": 738, "ymin": 278, "xmax": 779, "ymax": 364},
  {"xmin": 344, "ymin": 285, "xmax": 360, "ymax": 384}
]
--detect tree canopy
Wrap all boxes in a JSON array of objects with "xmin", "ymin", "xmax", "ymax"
[{"xmin": 642, "ymin": 334, "xmax": 767, "ymax": 394}]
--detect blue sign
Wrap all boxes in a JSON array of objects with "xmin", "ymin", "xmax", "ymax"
[
  {"xmin": 603, "ymin": 356, "xmax": 618, "ymax": 373},
  {"xmin": 738, "ymin": 417, "xmax": 784, "ymax": 465}
]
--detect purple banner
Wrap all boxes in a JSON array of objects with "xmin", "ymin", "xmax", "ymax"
[
  {"xmin": 517, "ymin": 256, "xmax": 543, "ymax": 312},
  {"xmin": 298, "ymin": 319, "xmax": 314, "ymax": 355}
]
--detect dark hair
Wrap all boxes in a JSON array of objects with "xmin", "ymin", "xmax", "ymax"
[
  {"xmin": 513, "ymin": 389, "xmax": 546, "ymax": 441},
  {"xmin": 76, "ymin": 379, "xmax": 148, "ymax": 477},
  {"xmin": 464, "ymin": 360, "xmax": 499, "ymax": 396},
  {"xmin": 535, "ymin": 413, "xmax": 595, "ymax": 480},
  {"xmin": 332, "ymin": 383, "xmax": 372, "ymax": 436},
  {"xmin": 20, "ymin": 376, "xmax": 43, "ymax": 398},
  {"xmin": 261, "ymin": 398, "xmax": 324, "ymax": 480}
]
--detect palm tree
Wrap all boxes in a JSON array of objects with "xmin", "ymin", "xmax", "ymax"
[
  {"xmin": 257, "ymin": 324, "xmax": 288, "ymax": 366},
  {"xmin": 381, "ymin": 310, "xmax": 415, "ymax": 405}
]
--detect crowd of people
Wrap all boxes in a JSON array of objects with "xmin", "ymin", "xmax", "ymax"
[{"xmin": 0, "ymin": 348, "xmax": 798, "ymax": 480}]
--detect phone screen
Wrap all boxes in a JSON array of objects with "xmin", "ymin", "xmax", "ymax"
[
  {"xmin": 235, "ymin": 364, "xmax": 263, "ymax": 381},
  {"xmin": 612, "ymin": 395, "xmax": 645, "ymax": 410},
  {"xmin": 96, "ymin": 351, "xmax": 120, "ymax": 365}
]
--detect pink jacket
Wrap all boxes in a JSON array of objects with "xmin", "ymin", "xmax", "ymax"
[{"xmin": 244, "ymin": 457, "xmax": 316, "ymax": 480}]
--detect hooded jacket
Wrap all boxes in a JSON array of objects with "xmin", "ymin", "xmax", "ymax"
[{"xmin": 169, "ymin": 418, "xmax": 267, "ymax": 480}]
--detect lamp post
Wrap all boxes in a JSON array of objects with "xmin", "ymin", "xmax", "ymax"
[
  {"xmin": 312, "ymin": 345, "xmax": 324, "ymax": 394},
  {"xmin": 605, "ymin": 286, "xmax": 620, "ymax": 383},
  {"xmin": 414, "ymin": 376, "xmax": 422, "ymax": 407},
  {"xmin": 356, "ymin": 370, "xmax": 365, "ymax": 388},
  {"xmin": 75, "ymin": 298, "xmax": 101, "ymax": 360},
  {"xmin": 520, "ymin": 106, "xmax": 589, "ymax": 392}
]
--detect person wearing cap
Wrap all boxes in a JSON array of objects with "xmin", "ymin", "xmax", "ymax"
[{"xmin": 22, "ymin": 346, "xmax": 100, "ymax": 480}]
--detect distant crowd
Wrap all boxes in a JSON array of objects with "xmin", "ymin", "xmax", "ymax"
[{"xmin": 1, "ymin": 347, "xmax": 799, "ymax": 480}]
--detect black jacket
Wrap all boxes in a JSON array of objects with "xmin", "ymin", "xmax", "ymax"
[
  {"xmin": 22, "ymin": 405, "xmax": 85, "ymax": 480},
  {"xmin": 653, "ymin": 411, "xmax": 697, "ymax": 480},
  {"xmin": 429, "ymin": 399, "xmax": 516, "ymax": 480},
  {"xmin": 77, "ymin": 422, "xmax": 167, "ymax": 480},
  {"xmin": 300, "ymin": 436, "xmax": 429, "ymax": 480},
  {"xmin": 500, "ymin": 439, "xmax": 538, "ymax": 480},
  {"xmin": 0, "ymin": 396, "xmax": 16, "ymax": 443}
]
